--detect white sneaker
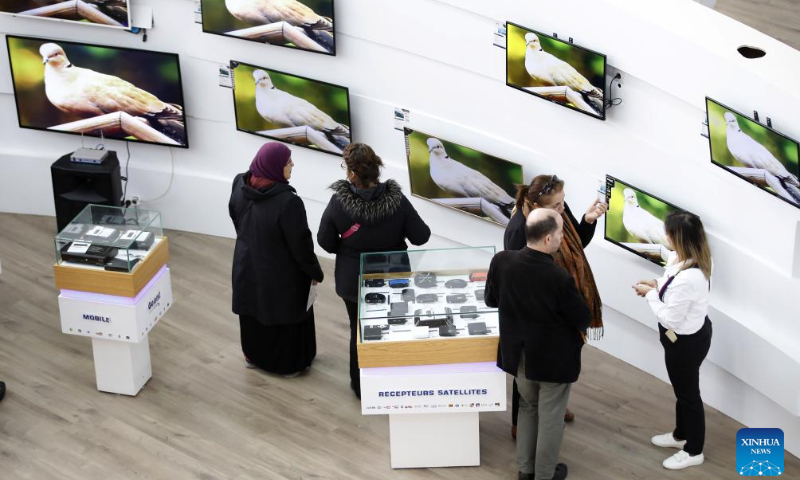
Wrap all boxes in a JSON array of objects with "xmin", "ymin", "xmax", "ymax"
[
  {"xmin": 663, "ymin": 451, "xmax": 704, "ymax": 470},
  {"xmin": 651, "ymin": 433, "xmax": 687, "ymax": 449}
]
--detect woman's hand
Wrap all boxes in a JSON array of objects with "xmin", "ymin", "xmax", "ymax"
[
  {"xmin": 637, "ymin": 279, "xmax": 657, "ymax": 288},
  {"xmin": 584, "ymin": 199, "xmax": 608, "ymax": 224},
  {"xmin": 632, "ymin": 283, "xmax": 654, "ymax": 297}
]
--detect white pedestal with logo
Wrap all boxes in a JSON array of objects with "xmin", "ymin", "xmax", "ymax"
[
  {"xmin": 57, "ymin": 266, "xmax": 172, "ymax": 395},
  {"xmin": 361, "ymin": 362, "xmax": 506, "ymax": 469}
]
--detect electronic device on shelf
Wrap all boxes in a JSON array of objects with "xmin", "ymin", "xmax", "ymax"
[
  {"xmin": 389, "ymin": 301, "xmax": 409, "ymax": 317},
  {"xmin": 459, "ymin": 306, "xmax": 479, "ymax": 319},
  {"xmin": 446, "ymin": 294, "xmax": 467, "ymax": 304},
  {"xmin": 119, "ymin": 229, "xmax": 154, "ymax": 250},
  {"xmin": 401, "ymin": 288, "xmax": 416, "ymax": 302},
  {"xmin": 363, "ymin": 325, "xmax": 383, "ymax": 341},
  {"xmin": 104, "ymin": 257, "xmax": 140, "ymax": 272},
  {"xmin": 364, "ymin": 292, "xmax": 387, "ymax": 304},
  {"xmin": 413, "ymin": 272, "xmax": 438, "ymax": 288},
  {"xmin": 60, "ymin": 242, "xmax": 118, "ymax": 267},
  {"xmin": 468, "ymin": 322, "xmax": 489, "ymax": 335},
  {"xmin": 444, "ymin": 279, "xmax": 468, "ymax": 289},
  {"xmin": 469, "ymin": 272, "xmax": 488, "ymax": 282},
  {"xmin": 388, "ymin": 278, "xmax": 410, "ymax": 288},
  {"xmin": 388, "ymin": 317, "xmax": 407, "ymax": 325},
  {"xmin": 414, "ymin": 307, "xmax": 453, "ymax": 328},
  {"xmin": 438, "ymin": 325, "xmax": 458, "ymax": 337},
  {"xmin": 415, "ymin": 293, "xmax": 439, "ymax": 304},
  {"xmin": 364, "ymin": 278, "xmax": 385, "ymax": 288},
  {"xmin": 475, "ymin": 289, "xmax": 485, "ymax": 302}
]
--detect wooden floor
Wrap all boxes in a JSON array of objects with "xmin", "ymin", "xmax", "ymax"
[
  {"xmin": 0, "ymin": 212, "xmax": 797, "ymax": 479},
  {"xmin": 715, "ymin": 0, "xmax": 800, "ymax": 50}
]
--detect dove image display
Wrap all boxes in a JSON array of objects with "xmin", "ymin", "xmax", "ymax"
[
  {"xmin": 506, "ymin": 22, "xmax": 606, "ymax": 120},
  {"xmin": 0, "ymin": 0, "xmax": 131, "ymax": 29},
  {"xmin": 706, "ymin": 97, "xmax": 800, "ymax": 209},
  {"xmin": 404, "ymin": 128, "xmax": 523, "ymax": 226},
  {"xmin": 6, "ymin": 35, "xmax": 188, "ymax": 148},
  {"xmin": 231, "ymin": 61, "xmax": 351, "ymax": 156},
  {"xmin": 201, "ymin": 0, "xmax": 335, "ymax": 55},
  {"xmin": 604, "ymin": 175, "xmax": 688, "ymax": 267}
]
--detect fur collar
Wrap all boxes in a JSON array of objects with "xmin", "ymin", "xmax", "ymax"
[{"xmin": 330, "ymin": 179, "xmax": 403, "ymax": 224}]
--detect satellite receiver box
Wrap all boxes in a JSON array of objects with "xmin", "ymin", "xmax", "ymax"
[{"xmin": 70, "ymin": 148, "xmax": 109, "ymax": 165}]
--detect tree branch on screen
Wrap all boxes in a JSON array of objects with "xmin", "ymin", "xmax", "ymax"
[
  {"xmin": 524, "ymin": 85, "xmax": 599, "ymax": 115},
  {"xmin": 227, "ymin": 22, "xmax": 331, "ymax": 54},
  {"xmin": 730, "ymin": 166, "xmax": 800, "ymax": 203},
  {"xmin": 51, "ymin": 112, "xmax": 181, "ymax": 146},
  {"xmin": 433, "ymin": 197, "xmax": 510, "ymax": 225},
  {"xmin": 20, "ymin": 0, "xmax": 124, "ymax": 27},
  {"xmin": 620, "ymin": 242, "xmax": 671, "ymax": 263},
  {"xmin": 256, "ymin": 125, "xmax": 345, "ymax": 154}
]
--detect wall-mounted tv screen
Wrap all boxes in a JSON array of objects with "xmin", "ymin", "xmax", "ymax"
[
  {"xmin": 604, "ymin": 175, "xmax": 693, "ymax": 267},
  {"xmin": 706, "ymin": 97, "xmax": 800, "ymax": 209},
  {"xmin": 6, "ymin": 35, "xmax": 188, "ymax": 148},
  {"xmin": 0, "ymin": 1, "xmax": 131, "ymax": 30},
  {"xmin": 506, "ymin": 21, "xmax": 606, "ymax": 120},
  {"xmin": 201, "ymin": 0, "xmax": 334, "ymax": 55},
  {"xmin": 404, "ymin": 128, "xmax": 523, "ymax": 226},
  {"xmin": 231, "ymin": 60, "xmax": 351, "ymax": 156}
]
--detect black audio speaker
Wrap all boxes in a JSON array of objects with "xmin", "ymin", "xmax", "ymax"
[{"xmin": 51, "ymin": 152, "xmax": 123, "ymax": 232}]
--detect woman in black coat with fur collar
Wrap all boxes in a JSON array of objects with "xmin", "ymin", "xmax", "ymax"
[
  {"xmin": 229, "ymin": 143, "xmax": 324, "ymax": 377},
  {"xmin": 318, "ymin": 143, "xmax": 431, "ymax": 398}
]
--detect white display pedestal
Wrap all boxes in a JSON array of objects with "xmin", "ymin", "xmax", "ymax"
[
  {"xmin": 92, "ymin": 335, "xmax": 152, "ymax": 395},
  {"xmin": 389, "ymin": 412, "xmax": 479, "ymax": 468},
  {"xmin": 361, "ymin": 362, "xmax": 505, "ymax": 469},
  {"xmin": 58, "ymin": 266, "xmax": 172, "ymax": 396}
]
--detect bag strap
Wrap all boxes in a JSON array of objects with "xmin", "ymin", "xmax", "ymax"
[{"xmin": 341, "ymin": 223, "xmax": 361, "ymax": 239}]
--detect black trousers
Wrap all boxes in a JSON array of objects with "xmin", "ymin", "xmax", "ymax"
[
  {"xmin": 659, "ymin": 318, "xmax": 712, "ymax": 456},
  {"xmin": 343, "ymin": 299, "xmax": 361, "ymax": 398}
]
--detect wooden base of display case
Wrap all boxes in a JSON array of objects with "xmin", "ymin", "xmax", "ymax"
[
  {"xmin": 357, "ymin": 335, "xmax": 498, "ymax": 368},
  {"xmin": 53, "ymin": 237, "xmax": 169, "ymax": 297}
]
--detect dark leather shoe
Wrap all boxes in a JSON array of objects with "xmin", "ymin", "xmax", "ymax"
[
  {"xmin": 550, "ymin": 463, "xmax": 568, "ymax": 480},
  {"xmin": 518, "ymin": 472, "xmax": 534, "ymax": 480},
  {"xmin": 0, "ymin": 381, "xmax": 5, "ymax": 402},
  {"xmin": 511, "ymin": 425, "xmax": 517, "ymax": 440},
  {"xmin": 564, "ymin": 408, "xmax": 575, "ymax": 422}
]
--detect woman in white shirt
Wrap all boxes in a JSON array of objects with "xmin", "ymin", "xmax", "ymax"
[{"xmin": 633, "ymin": 212, "xmax": 712, "ymax": 471}]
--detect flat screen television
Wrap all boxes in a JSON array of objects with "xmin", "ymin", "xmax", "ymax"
[
  {"xmin": 706, "ymin": 97, "xmax": 800, "ymax": 209},
  {"xmin": 604, "ymin": 175, "xmax": 693, "ymax": 267},
  {"xmin": 404, "ymin": 128, "xmax": 523, "ymax": 226},
  {"xmin": 231, "ymin": 60, "xmax": 351, "ymax": 156},
  {"xmin": 6, "ymin": 35, "xmax": 188, "ymax": 148},
  {"xmin": 0, "ymin": 1, "xmax": 131, "ymax": 30},
  {"xmin": 201, "ymin": 0, "xmax": 335, "ymax": 55},
  {"xmin": 506, "ymin": 21, "xmax": 607, "ymax": 120}
]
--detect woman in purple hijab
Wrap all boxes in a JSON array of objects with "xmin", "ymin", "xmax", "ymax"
[{"xmin": 228, "ymin": 142, "xmax": 324, "ymax": 377}]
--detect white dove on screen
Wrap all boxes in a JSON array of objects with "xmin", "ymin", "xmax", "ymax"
[
  {"xmin": 724, "ymin": 112, "xmax": 799, "ymax": 187},
  {"xmin": 253, "ymin": 69, "xmax": 349, "ymax": 149},
  {"xmin": 523, "ymin": 33, "xmax": 604, "ymax": 113},
  {"xmin": 39, "ymin": 43, "xmax": 185, "ymax": 144},
  {"xmin": 622, "ymin": 188, "xmax": 670, "ymax": 248},
  {"xmin": 426, "ymin": 138, "xmax": 514, "ymax": 218}
]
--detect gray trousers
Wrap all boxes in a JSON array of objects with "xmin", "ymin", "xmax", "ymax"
[{"xmin": 516, "ymin": 356, "xmax": 572, "ymax": 479}]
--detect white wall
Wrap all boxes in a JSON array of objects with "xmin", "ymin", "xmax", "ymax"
[{"xmin": 1, "ymin": 0, "xmax": 799, "ymax": 455}]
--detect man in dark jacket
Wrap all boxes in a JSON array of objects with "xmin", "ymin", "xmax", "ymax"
[{"xmin": 485, "ymin": 209, "xmax": 591, "ymax": 480}]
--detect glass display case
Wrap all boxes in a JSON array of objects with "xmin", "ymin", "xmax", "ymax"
[
  {"xmin": 54, "ymin": 204, "xmax": 163, "ymax": 273},
  {"xmin": 358, "ymin": 246, "xmax": 498, "ymax": 344}
]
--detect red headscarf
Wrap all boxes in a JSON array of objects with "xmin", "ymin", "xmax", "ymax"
[{"xmin": 249, "ymin": 142, "xmax": 291, "ymax": 189}]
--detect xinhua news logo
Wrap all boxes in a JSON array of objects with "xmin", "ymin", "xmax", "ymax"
[{"xmin": 737, "ymin": 428, "xmax": 784, "ymax": 476}]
